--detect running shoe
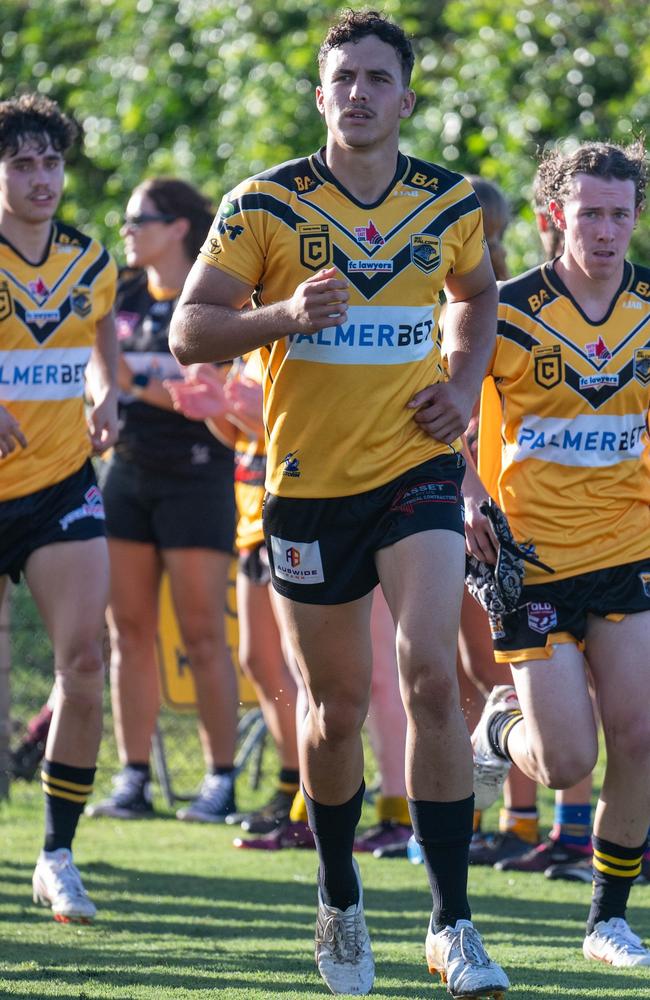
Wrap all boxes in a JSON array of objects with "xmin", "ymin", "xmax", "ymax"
[
  {"xmin": 472, "ymin": 686, "xmax": 519, "ymax": 812},
  {"xmin": 469, "ymin": 831, "xmax": 536, "ymax": 867},
  {"xmin": 176, "ymin": 772, "xmax": 236, "ymax": 823},
  {"xmin": 233, "ymin": 820, "xmax": 315, "ymax": 850},
  {"xmin": 10, "ymin": 737, "xmax": 47, "ymax": 781},
  {"xmin": 495, "ymin": 836, "xmax": 591, "ymax": 873},
  {"xmin": 32, "ymin": 848, "xmax": 96, "ymax": 924},
  {"xmin": 583, "ymin": 917, "xmax": 650, "ymax": 967},
  {"xmin": 545, "ymin": 855, "xmax": 593, "ymax": 882},
  {"xmin": 315, "ymin": 857, "xmax": 374, "ymax": 995},
  {"xmin": 238, "ymin": 788, "xmax": 296, "ymax": 834},
  {"xmin": 85, "ymin": 767, "xmax": 153, "ymax": 819},
  {"xmin": 426, "ymin": 918, "xmax": 510, "ymax": 998},
  {"xmin": 353, "ymin": 821, "xmax": 412, "ymax": 858}
]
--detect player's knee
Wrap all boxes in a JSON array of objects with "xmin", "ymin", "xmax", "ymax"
[
  {"xmin": 56, "ymin": 640, "xmax": 105, "ymax": 705},
  {"xmin": 604, "ymin": 715, "xmax": 650, "ymax": 765},
  {"xmin": 401, "ymin": 661, "xmax": 457, "ymax": 724},
  {"xmin": 536, "ymin": 745, "xmax": 596, "ymax": 790},
  {"xmin": 315, "ymin": 692, "xmax": 368, "ymax": 744},
  {"xmin": 183, "ymin": 629, "xmax": 225, "ymax": 674}
]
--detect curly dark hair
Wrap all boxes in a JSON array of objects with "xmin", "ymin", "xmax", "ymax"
[
  {"xmin": 0, "ymin": 92, "xmax": 78, "ymax": 160},
  {"xmin": 318, "ymin": 8, "xmax": 415, "ymax": 86},
  {"xmin": 537, "ymin": 139, "xmax": 647, "ymax": 211},
  {"xmin": 136, "ymin": 177, "xmax": 214, "ymax": 260}
]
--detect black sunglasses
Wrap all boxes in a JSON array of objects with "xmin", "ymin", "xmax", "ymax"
[{"xmin": 122, "ymin": 213, "xmax": 177, "ymax": 228}]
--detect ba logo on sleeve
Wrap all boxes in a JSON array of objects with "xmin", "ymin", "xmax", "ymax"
[
  {"xmin": 0, "ymin": 280, "xmax": 13, "ymax": 321},
  {"xmin": 633, "ymin": 349, "xmax": 650, "ymax": 386},
  {"xmin": 298, "ymin": 224, "xmax": 330, "ymax": 271},
  {"xmin": 410, "ymin": 234, "xmax": 441, "ymax": 274},
  {"xmin": 533, "ymin": 344, "xmax": 562, "ymax": 389}
]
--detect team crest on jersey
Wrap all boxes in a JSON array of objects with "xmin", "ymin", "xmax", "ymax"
[
  {"xmin": 527, "ymin": 601, "xmax": 557, "ymax": 634},
  {"xmin": 533, "ymin": 344, "xmax": 562, "ymax": 389},
  {"xmin": 354, "ymin": 220, "xmax": 385, "ymax": 246},
  {"xmin": 410, "ymin": 234, "xmax": 441, "ymax": 274},
  {"xmin": 639, "ymin": 572, "xmax": 650, "ymax": 598},
  {"xmin": 0, "ymin": 280, "xmax": 13, "ymax": 321},
  {"xmin": 586, "ymin": 336, "xmax": 612, "ymax": 366},
  {"xmin": 633, "ymin": 349, "xmax": 650, "ymax": 386},
  {"xmin": 71, "ymin": 285, "xmax": 92, "ymax": 317},
  {"xmin": 298, "ymin": 224, "xmax": 330, "ymax": 272},
  {"xmin": 28, "ymin": 276, "xmax": 50, "ymax": 305}
]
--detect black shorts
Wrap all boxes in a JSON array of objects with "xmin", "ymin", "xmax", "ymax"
[
  {"xmin": 0, "ymin": 460, "xmax": 106, "ymax": 584},
  {"xmin": 101, "ymin": 455, "xmax": 235, "ymax": 552},
  {"xmin": 238, "ymin": 543, "xmax": 271, "ymax": 586},
  {"xmin": 492, "ymin": 558, "xmax": 650, "ymax": 663},
  {"xmin": 263, "ymin": 453, "xmax": 465, "ymax": 605}
]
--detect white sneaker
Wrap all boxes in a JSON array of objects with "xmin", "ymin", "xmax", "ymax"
[
  {"xmin": 472, "ymin": 685, "xmax": 519, "ymax": 812},
  {"xmin": 314, "ymin": 857, "xmax": 374, "ymax": 995},
  {"xmin": 32, "ymin": 848, "xmax": 97, "ymax": 923},
  {"xmin": 426, "ymin": 919, "xmax": 510, "ymax": 998},
  {"xmin": 583, "ymin": 917, "xmax": 650, "ymax": 967}
]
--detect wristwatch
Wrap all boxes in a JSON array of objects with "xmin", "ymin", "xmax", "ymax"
[{"xmin": 130, "ymin": 372, "xmax": 150, "ymax": 398}]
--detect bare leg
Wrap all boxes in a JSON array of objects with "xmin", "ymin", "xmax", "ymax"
[
  {"xmin": 106, "ymin": 539, "xmax": 161, "ymax": 765},
  {"xmin": 164, "ymin": 548, "xmax": 238, "ymax": 768}
]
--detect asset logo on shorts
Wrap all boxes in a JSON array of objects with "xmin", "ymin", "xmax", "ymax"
[
  {"xmin": 0, "ymin": 280, "xmax": 13, "ymax": 321},
  {"xmin": 269, "ymin": 536, "xmax": 325, "ymax": 585},
  {"xmin": 638, "ymin": 571, "xmax": 650, "ymax": 599},
  {"xmin": 410, "ymin": 235, "xmax": 441, "ymax": 274},
  {"xmin": 298, "ymin": 224, "xmax": 331, "ymax": 272},
  {"xmin": 533, "ymin": 345, "xmax": 562, "ymax": 389},
  {"xmin": 526, "ymin": 601, "xmax": 557, "ymax": 634}
]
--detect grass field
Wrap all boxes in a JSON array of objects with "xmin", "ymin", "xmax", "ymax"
[
  {"xmin": 4, "ymin": 583, "xmax": 650, "ymax": 998},
  {"xmin": 2, "ymin": 778, "xmax": 650, "ymax": 1000}
]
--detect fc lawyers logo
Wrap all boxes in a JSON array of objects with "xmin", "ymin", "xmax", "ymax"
[
  {"xmin": 298, "ymin": 224, "xmax": 330, "ymax": 271},
  {"xmin": 410, "ymin": 234, "xmax": 441, "ymax": 274}
]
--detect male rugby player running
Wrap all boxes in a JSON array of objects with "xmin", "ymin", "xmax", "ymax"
[
  {"xmin": 171, "ymin": 10, "xmax": 509, "ymax": 998},
  {"xmin": 467, "ymin": 140, "xmax": 650, "ymax": 968},
  {"xmin": 0, "ymin": 93, "xmax": 118, "ymax": 922}
]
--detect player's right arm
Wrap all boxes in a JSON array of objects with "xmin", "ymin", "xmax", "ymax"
[
  {"xmin": 169, "ymin": 263, "xmax": 348, "ymax": 366},
  {"xmin": 0, "ymin": 405, "xmax": 27, "ymax": 457}
]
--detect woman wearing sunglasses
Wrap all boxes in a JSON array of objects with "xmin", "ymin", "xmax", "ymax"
[{"xmin": 87, "ymin": 178, "xmax": 240, "ymax": 823}]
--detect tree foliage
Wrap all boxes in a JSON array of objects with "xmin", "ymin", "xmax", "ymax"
[{"xmin": 1, "ymin": 0, "xmax": 649, "ymax": 269}]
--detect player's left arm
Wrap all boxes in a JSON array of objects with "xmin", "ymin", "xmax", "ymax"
[
  {"xmin": 408, "ymin": 248, "xmax": 497, "ymax": 442},
  {"xmin": 86, "ymin": 310, "xmax": 119, "ymax": 453}
]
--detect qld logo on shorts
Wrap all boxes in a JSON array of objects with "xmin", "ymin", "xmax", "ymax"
[
  {"xmin": 526, "ymin": 601, "xmax": 557, "ymax": 635},
  {"xmin": 269, "ymin": 536, "xmax": 325, "ymax": 585},
  {"xmin": 410, "ymin": 235, "xmax": 441, "ymax": 274},
  {"xmin": 638, "ymin": 571, "xmax": 650, "ymax": 599}
]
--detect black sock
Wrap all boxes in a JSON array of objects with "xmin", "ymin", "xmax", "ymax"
[
  {"xmin": 210, "ymin": 765, "xmax": 235, "ymax": 776},
  {"xmin": 409, "ymin": 795, "xmax": 474, "ymax": 933},
  {"xmin": 278, "ymin": 768, "xmax": 300, "ymax": 790},
  {"xmin": 42, "ymin": 760, "xmax": 95, "ymax": 852},
  {"xmin": 125, "ymin": 761, "xmax": 150, "ymax": 777},
  {"xmin": 304, "ymin": 782, "xmax": 364, "ymax": 911},
  {"xmin": 586, "ymin": 835, "xmax": 645, "ymax": 934},
  {"xmin": 488, "ymin": 709, "xmax": 523, "ymax": 761}
]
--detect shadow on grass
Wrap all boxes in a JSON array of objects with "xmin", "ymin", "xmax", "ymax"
[{"xmin": 1, "ymin": 860, "xmax": 649, "ymax": 998}]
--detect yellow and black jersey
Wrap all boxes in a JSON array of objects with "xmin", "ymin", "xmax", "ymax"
[
  {"xmin": 483, "ymin": 260, "xmax": 650, "ymax": 583},
  {"xmin": 0, "ymin": 221, "xmax": 117, "ymax": 501},
  {"xmin": 199, "ymin": 148, "xmax": 485, "ymax": 498},
  {"xmin": 234, "ymin": 352, "xmax": 266, "ymax": 551}
]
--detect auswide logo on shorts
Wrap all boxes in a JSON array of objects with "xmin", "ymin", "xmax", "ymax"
[{"xmin": 269, "ymin": 536, "xmax": 325, "ymax": 585}]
